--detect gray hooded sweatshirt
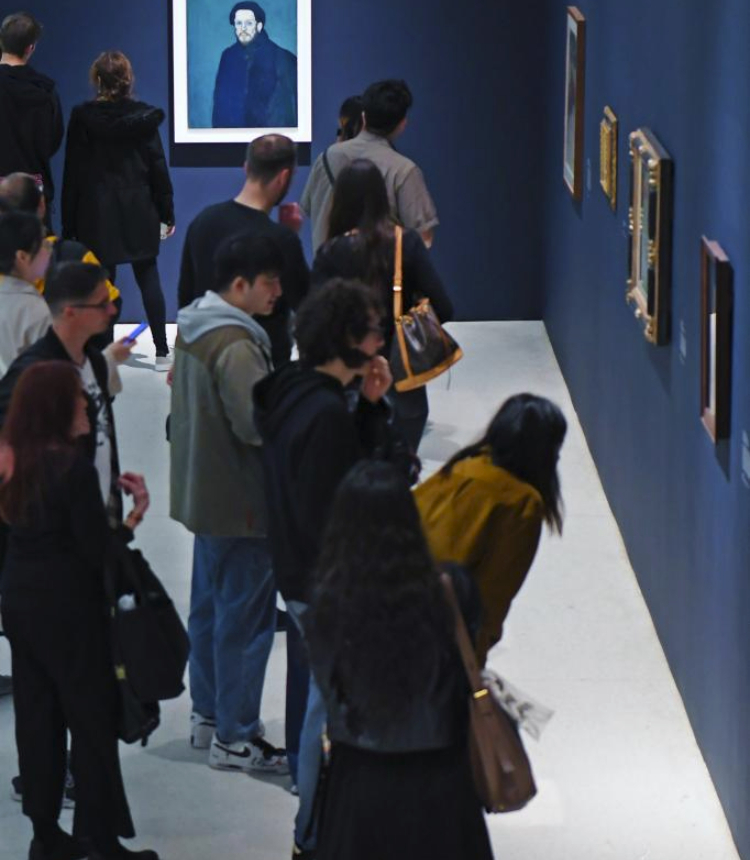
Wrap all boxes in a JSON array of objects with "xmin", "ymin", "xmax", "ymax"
[{"xmin": 169, "ymin": 291, "xmax": 273, "ymax": 537}]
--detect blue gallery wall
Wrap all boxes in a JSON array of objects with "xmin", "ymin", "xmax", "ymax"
[
  {"xmin": 27, "ymin": 0, "xmax": 550, "ymax": 322},
  {"xmin": 541, "ymin": 1, "xmax": 750, "ymax": 855}
]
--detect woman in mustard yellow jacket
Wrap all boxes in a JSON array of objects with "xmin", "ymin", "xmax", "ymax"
[{"xmin": 414, "ymin": 394, "xmax": 566, "ymax": 665}]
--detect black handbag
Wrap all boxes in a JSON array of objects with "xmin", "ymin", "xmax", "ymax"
[
  {"xmin": 105, "ymin": 529, "xmax": 190, "ymax": 743},
  {"xmin": 389, "ymin": 226, "xmax": 463, "ymax": 392}
]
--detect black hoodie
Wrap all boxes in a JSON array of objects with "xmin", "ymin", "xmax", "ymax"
[
  {"xmin": 61, "ymin": 99, "xmax": 174, "ymax": 264},
  {"xmin": 254, "ymin": 361, "xmax": 393, "ymax": 602},
  {"xmin": 0, "ymin": 64, "xmax": 63, "ymax": 201}
]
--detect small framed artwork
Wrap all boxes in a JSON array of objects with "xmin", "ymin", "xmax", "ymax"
[
  {"xmin": 599, "ymin": 106, "xmax": 617, "ymax": 210},
  {"xmin": 168, "ymin": 0, "xmax": 312, "ymax": 167},
  {"xmin": 700, "ymin": 238, "xmax": 733, "ymax": 442},
  {"xmin": 626, "ymin": 128, "xmax": 674, "ymax": 345},
  {"xmin": 563, "ymin": 7, "xmax": 586, "ymax": 200}
]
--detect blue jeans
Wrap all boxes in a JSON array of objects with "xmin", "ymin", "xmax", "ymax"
[
  {"xmin": 188, "ymin": 535, "xmax": 276, "ymax": 743},
  {"xmin": 286, "ymin": 600, "xmax": 326, "ymax": 851}
]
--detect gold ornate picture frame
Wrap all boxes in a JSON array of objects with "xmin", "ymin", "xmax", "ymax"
[
  {"xmin": 563, "ymin": 7, "xmax": 586, "ymax": 200},
  {"xmin": 700, "ymin": 238, "xmax": 733, "ymax": 442},
  {"xmin": 626, "ymin": 128, "xmax": 674, "ymax": 345},
  {"xmin": 599, "ymin": 106, "xmax": 617, "ymax": 210}
]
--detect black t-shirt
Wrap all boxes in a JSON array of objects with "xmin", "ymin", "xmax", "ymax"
[{"xmin": 178, "ymin": 201, "xmax": 310, "ymax": 366}]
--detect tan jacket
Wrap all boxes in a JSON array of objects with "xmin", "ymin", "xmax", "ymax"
[{"xmin": 414, "ymin": 453, "xmax": 544, "ymax": 665}]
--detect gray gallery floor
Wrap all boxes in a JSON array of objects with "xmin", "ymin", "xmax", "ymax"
[{"xmin": 0, "ymin": 321, "xmax": 740, "ymax": 859}]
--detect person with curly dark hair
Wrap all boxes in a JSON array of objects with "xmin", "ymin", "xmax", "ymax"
[
  {"xmin": 61, "ymin": 51, "xmax": 174, "ymax": 368},
  {"xmin": 254, "ymin": 279, "xmax": 398, "ymax": 858},
  {"xmin": 415, "ymin": 393, "xmax": 567, "ymax": 665},
  {"xmin": 305, "ymin": 460, "xmax": 494, "ymax": 860}
]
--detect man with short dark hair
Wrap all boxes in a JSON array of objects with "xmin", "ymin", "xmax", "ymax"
[
  {"xmin": 213, "ymin": 1, "xmax": 297, "ymax": 128},
  {"xmin": 301, "ymin": 79, "xmax": 439, "ymax": 251},
  {"xmin": 178, "ymin": 133, "xmax": 308, "ymax": 366},
  {"xmin": 170, "ymin": 233, "xmax": 288, "ymax": 775},
  {"xmin": 254, "ymin": 279, "xmax": 397, "ymax": 859},
  {"xmin": 0, "ymin": 13, "xmax": 63, "ymax": 225}
]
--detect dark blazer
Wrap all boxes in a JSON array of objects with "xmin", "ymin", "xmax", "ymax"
[
  {"xmin": 61, "ymin": 99, "xmax": 174, "ymax": 264},
  {"xmin": 0, "ymin": 327, "xmax": 122, "ymax": 522},
  {"xmin": 0, "ymin": 64, "xmax": 64, "ymax": 203},
  {"xmin": 212, "ymin": 31, "xmax": 297, "ymax": 128}
]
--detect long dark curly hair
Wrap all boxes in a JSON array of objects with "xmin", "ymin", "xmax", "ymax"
[{"xmin": 305, "ymin": 460, "xmax": 453, "ymax": 736}]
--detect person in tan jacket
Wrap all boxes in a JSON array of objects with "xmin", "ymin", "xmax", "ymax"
[{"xmin": 414, "ymin": 394, "xmax": 567, "ymax": 665}]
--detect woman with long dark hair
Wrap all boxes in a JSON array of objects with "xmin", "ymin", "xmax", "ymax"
[
  {"xmin": 311, "ymin": 158, "xmax": 453, "ymax": 452},
  {"xmin": 305, "ymin": 460, "xmax": 494, "ymax": 860},
  {"xmin": 415, "ymin": 393, "xmax": 567, "ymax": 665},
  {"xmin": 0, "ymin": 362, "xmax": 156, "ymax": 860},
  {"xmin": 62, "ymin": 50, "xmax": 174, "ymax": 369}
]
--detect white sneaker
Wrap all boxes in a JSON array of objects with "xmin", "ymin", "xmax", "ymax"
[
  {"xmin": 154, "ymin": 354, "xmax": 171, "ymax": 372},
  {"xmin": 190, "ymin": 712, "xmax": 216, "ymax": 749},
  {"xmin": 209, "ymin": 736, "xmax": 289, "ymax": 775}
]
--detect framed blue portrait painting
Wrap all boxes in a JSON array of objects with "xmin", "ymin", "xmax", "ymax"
[{"xmin": 170, "ymin": 0, "xmax": 311, "ymax": 162}]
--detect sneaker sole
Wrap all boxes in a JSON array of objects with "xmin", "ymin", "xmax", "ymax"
[{"xmin": 208, "ymin": 759, "xmax": 289, "ymax": 776}]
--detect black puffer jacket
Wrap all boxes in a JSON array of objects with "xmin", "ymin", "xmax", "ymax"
[
  {"xmin": 0, "ymin": 64, "xmax": 63, "ymax": 201},
  {"xmin": 61, "ymin": 99, "xmax": 174, "ymax": 264}
]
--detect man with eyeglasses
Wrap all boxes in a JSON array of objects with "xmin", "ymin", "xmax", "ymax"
[
  {"xmin": 213, "ymin": 1, "xmax": 297, "ymax": 129},
  {"xmin": 0, "ymin": 262, "xmax": 127, "ymax": 525}
]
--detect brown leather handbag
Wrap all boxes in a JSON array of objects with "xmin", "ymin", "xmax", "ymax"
[
  {"xmin": 390, "ymin": 226, "xmax": 463, "ymax": 392},
  {"xmin": 440, "ymin": 573, "xmax": 537, "ymax": 813}
]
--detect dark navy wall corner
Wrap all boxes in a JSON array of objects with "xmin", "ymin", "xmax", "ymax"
[
  {"xmin": 29, "ymin": 0, "xmax": 551, "ymax": 323},
  {"xmin": 542, "ymin": 2, "xmax": 750, "ymax": 857}
]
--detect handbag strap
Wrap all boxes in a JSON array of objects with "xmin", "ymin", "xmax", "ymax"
[
  {"xmin": 440, "ymin": 572, "xmax": 486, "ymax": 697},
  {"xmin": 322, "ymin": 148, "xmax": 336, "ymax": 187},
  {"xmin": 392, "ymin": 225, "xmax": 404, "ymax": 319}
]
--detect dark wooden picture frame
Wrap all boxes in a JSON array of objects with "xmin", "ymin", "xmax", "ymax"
[
  {"xmin": 563, "ymin": 7, "xmax": 586, "ymax": 200},
  {"xmin": 626, "ymin": 128, "xmax": 673, "ymax": 345},
  {"xmin": 700, "ymin": 238, "xmax": 733, "ymax": 442},
  {"xmin": 599, "ymin": 106, "xmax": 617, "ymax": 210}
]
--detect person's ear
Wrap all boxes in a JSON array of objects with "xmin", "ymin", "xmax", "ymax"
[
  {"xmin": 257, "ymin": 21, "xmax": 264, "ymax": 33},
  {"xmin": 25, "ymin": 43, "xmax": 36, "ymax": 61}
]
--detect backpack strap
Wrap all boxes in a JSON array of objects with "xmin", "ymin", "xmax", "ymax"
[{"xmin": 322, "ymin": 148, "xmax": 336, "ymax": 187}]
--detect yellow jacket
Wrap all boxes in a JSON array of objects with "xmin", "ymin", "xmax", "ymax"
[{"xmin": 414, "ymin": 453, "xmax": 544, "ymax": 665}]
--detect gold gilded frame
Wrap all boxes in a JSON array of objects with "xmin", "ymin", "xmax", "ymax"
[
  {"xmin": 626, "ymin": 128, "xmax": 673, "ymax": 345},
  {"xmin": 599, "ymin": 106, "xmax": 617, "ymax": 209}
]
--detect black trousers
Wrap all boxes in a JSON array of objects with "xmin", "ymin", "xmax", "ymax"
[
  {"xmin": 3, "ymin": 602, "xmax": 135, "ymax": 847},
  {"xmin": 105, "ymin": 259, "xmax": 168, "ymax": 355},
  {"xmin": 392, "ymin": 386, "xmax": 429, "ymax": 454}
]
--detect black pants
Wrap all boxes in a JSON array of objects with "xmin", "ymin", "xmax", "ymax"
[
  {"xmin": 3, "ymin": 602, "xmax": 135, "ymax": 848},
  {"xmin": 105, "ymin": 259, "xmax": 168, "ymax": 355},
  {"xmin": 392, "ymin": 387, "xmax": 429, "ymax": 454}
]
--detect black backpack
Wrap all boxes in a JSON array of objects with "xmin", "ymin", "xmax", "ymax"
[{"xmin": 104, "ymin": 530, "xmax": 190, "ymax": 744}]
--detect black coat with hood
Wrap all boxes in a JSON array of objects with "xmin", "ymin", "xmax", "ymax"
[
  {"xmin": 254, "ymin": 362, "xmax": 395, "ymax": 603},
  {"xmin": 0, "ymin": 64, "xmax": 63, "ymax": 202},
  {"xmin": 61, "ymin": 99, "xmax": 174, "ymax": 264}
]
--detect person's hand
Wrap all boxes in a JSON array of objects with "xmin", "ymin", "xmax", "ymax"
[
  {"xmin": 361, "ymin": 355, "xmax": 392, "ymax": 403},
  {"xmin": 166, "ymin": 365, "xmax": 174, "ymax": 387},
  {"xmin": 119, "ymin": 472, "xmax": 150, "ymax": 529},
  {"xmin": 279, "ymin": 202, "xmax": 303, "ymax": 233},
  {"xmin": 106, "ymin": 338, "xmax": 135, "ymax": 365},
  {"xmin": 165, "ymin": 223, "xmax": 177, "ymax": 239}
]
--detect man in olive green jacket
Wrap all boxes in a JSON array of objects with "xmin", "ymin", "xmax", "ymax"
[{"xmin": 169, "ymin": 233, "xmax": 288, "ymax": 775}]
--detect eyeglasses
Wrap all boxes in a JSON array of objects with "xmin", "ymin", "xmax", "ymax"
[
  {"xmin": 366, "ymin": 324, "xmax": 385, "ymax": 337},
  {"xmin": 69, "ymin": 298, "xmax": 114, "ymax": 311}
]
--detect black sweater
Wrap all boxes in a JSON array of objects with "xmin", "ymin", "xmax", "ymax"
[
  {"xmin": 178, "ymin": 200, "xmax": 310, "ymax": 366},
  {"xmin": 1, "ymin": 451, "xmax": 109, "ymax": 609}
]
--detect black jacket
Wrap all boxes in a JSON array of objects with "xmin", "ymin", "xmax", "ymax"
[
  {"xmin": 254, "ymin": 362, "xmax": 393, "ymax": 602},
  {"xmin": 61, "ymin": 99, "xmax": 174, "ymax": 264},
  {"xmin": 308, "ymin": 565, "xmax": 480, "ymax": 753},
  {"xmin": 0, "ymin": 327, "xmax": 122, "ymax": 522},
  {"xmin": 0, "ymin": 64, "xmax": 63, "ymax": 201}
]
